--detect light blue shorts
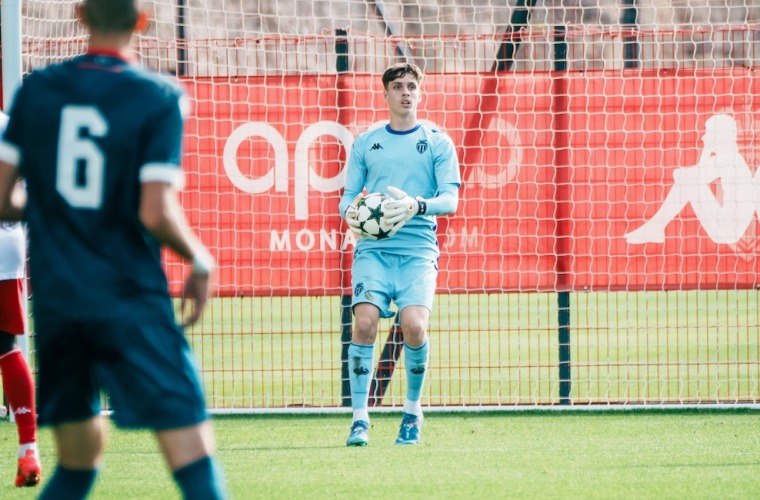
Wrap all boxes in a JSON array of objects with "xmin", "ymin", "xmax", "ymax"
[{"xmin": 351, "ymin": 249, "xmax": 438, "ymax": 318}]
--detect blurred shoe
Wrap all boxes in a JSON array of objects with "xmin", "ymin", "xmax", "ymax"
[{"xmin": 15, "ymin": 449, "xmax": 41, "ymax": 487}]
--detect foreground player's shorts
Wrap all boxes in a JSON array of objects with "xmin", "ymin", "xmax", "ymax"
[{"xmin": 35, "ymin": 314, "xmax": 208, "ymax": 430}]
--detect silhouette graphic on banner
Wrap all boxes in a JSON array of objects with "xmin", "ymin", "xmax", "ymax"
[{"xmin": 626, "ymin": 114, "xmax": 756, "ymax": 245}]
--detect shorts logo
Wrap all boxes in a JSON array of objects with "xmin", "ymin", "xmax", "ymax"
[
  {"xmin": 416, "ymin": 139, "xmax": 428, "ymax": 154},
  {"xmin": 354, "ymin": 283, "xmax": 364, "ymax": 297}
]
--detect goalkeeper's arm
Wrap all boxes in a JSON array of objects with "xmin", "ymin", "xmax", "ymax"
[
  {"xmin": 417, "ymin": 183, "xmax": 459, "ymax": 216},
  {"xmin": 338, "ymin": 189, "xmax": 361, "ymax": 219},
  {"xmin": 384, "ymin": 183, "xmax": 459, "ymax": 235}
]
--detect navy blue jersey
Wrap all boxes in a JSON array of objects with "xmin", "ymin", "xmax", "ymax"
[{"xmin": 0, "ymin": 52, "xmax": 186, "ymax": 320}]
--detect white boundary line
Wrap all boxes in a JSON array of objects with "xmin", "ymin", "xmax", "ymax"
[{"xmin": 207, "ymin": 403, "xmax": 760, "ymax": 416}]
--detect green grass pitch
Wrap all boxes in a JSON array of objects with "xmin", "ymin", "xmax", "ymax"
[
  {"xmin": 4, "ymin": 292, "xmax": 758, "ymax": 497},
  {"xmin": 1, "ymin": 409, "xmax": 758, "ymax": 498}
]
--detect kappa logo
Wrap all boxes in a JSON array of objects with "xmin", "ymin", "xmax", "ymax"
[
  {"xmin": 416, "ymin": 139, "xmax": 428, "ymax": 154},
  {"xmin": 14, "ymin": 407, "xmax": 32, "ymax": 415},
  {"xmin": 411, "ymin": 367, "xmax": 426, "ymax": 375},
  {"xmin": 626, "ymin": 113, "xmax": 759, "ymax": 247},
  {"xmin": 370, "ymin": 143, "xmax": 383, "ymax": 151}
]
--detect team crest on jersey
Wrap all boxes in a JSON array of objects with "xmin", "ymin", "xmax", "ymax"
[{"xmin": 416, "ymin": 139, "xmax": 428, "ymax": 154}]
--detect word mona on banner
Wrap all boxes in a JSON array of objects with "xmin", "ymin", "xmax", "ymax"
[{"xmin": 268, "ymin": 225, "xmax": 482, "ymax": 252}]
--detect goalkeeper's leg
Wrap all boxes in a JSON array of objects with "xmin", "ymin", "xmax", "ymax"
[
  {"xmin": 402, "ymin": 339, "xmax": 429, "ymax": 417},
  {"xmin": 346, "ymin": 342, "xmax": 373, "ymax": 446},
  {"xmin": 396, "ymin": 306, "xmax": 430, "ymax": 445},
  {"xmin": 346, "ymin": 303, "xmax": 381, "ymax": 447}
]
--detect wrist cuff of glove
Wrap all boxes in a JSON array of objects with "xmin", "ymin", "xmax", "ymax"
[{"xmin": 415, "ymin": 197, "xmax": 427, "ymax": 215}]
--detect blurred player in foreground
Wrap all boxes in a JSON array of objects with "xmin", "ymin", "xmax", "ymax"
[
  {"xmin": 339, "ymin": 62, "xmax": 461, "ymax": 446},
  {"xmin": 0, "ymin": 112, "xmax": 41, "ymax": 487},
  {"xmin": 0, "ymin": 1, "xmax": 227, "ymax": 498}
]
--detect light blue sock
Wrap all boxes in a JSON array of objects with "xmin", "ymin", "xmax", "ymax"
[
  {"xmin": 39, "ymin": 465, "xmax": 97, "ymax": 500},
  {"xmin": 348, "ymin": 342, "xmax": 374, "ymax": 421},
  {"xmin": 173, "ymin": 455, "xmax": 228, "ymax": 500},
  {"xmin": 404, "ymin": 341, "xmax": 429, "ymax": 410}
]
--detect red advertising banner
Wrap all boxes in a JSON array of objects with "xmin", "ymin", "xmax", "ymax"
[
  {"xmin": 167, "ymin": 70, "xmax": 760, "ymax": 296},
  {"xmin": 568, "ymin": 70, "xmax": 760, "ymax": 290}
]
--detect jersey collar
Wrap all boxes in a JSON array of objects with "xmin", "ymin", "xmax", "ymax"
[{"xmin": 85, "ymin": 49, "xmax": 132, "ymax": 63}]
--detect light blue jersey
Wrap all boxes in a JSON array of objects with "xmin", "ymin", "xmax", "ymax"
[{"xmin": 339, "ymin": 123, "xmax": 461, "ymax": 260}]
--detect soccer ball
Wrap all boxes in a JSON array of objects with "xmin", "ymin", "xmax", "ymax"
[{"xmin": 356, "ymin": 192, "xmax": 395, "ymax": 240}]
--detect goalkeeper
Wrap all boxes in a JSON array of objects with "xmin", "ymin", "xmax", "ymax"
[{"xmin": 339, "ymin": 62, "xmax": 460, "ymax": 446}]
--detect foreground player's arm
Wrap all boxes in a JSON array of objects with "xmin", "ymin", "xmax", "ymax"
[
  {"xmin": 0, "ymin": 111, "xmax": 25, "ymax": 221},
  {"xmin": 0, "ymin": 162, "xmax": 25, "ymax": 222},
  {"xmin": 139, "ymin": 181, "xmax": 214, "ymax": 327}
]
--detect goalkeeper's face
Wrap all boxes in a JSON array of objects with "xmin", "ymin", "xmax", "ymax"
[{"xmin": 384, "ymin": 74, "xmax": 421, "ymax": 118}]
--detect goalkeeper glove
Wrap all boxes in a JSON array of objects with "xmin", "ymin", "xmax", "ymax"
[
  {"xmin": 384, "ymin": 185, "xmax": 426, "ymax": 236},
  {"xmin": 344, "ymin": 193, "xmax": 377, "ymax": 240}
]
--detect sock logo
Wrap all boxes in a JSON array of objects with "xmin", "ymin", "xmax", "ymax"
[
  {"xmin": 352, "ymin": 357, "xmax": 369, "ymax": 376},
  {"xmin": 14, "ymin": 407, "xmax": 32, "ymax": 415},
  {"xmin": 411, "ymin": 367, "xmax": 426, "ymax": 375}
]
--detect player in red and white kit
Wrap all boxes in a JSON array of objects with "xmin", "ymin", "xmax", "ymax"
[{"xmin": 0, "ymin": 112, "xmax": 41, "ymax": 488}]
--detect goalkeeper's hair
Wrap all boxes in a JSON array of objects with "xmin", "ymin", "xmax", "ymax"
[
  {"xmin": 382, "ymin": 63, "xmax": 424, "ymax": 89},
  {"xmin": 81, "ymin": 0, "xmax": 141, "ymax": 34}
]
